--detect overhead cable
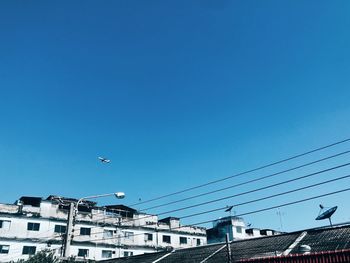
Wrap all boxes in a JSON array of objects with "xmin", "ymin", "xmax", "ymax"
[
  {"xmin": 76, "ymin": 170, "xmax": 350, "ymax": 239},
  {"xmin": 140, "ymin": 150, "xmax": 350, "ymax": 211},
  {"xmin": 130, "ymin": 137, "xmax": 350, "ymax": 207},
  {"xmin": 132, "ymin": 162, "xmax": 350, "ymax": 219},
  {"xmin": 76, "ymin": 160, "xmax": 350, "ymax": 230},
  {"xmin": 87, "ymin": 186, "xmax": 350, "ymax": 243}
]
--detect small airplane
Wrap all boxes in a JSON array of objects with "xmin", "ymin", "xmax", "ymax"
[{"xmin": 98, "ymin": 157, "xmax": 111, "ymax": 163}]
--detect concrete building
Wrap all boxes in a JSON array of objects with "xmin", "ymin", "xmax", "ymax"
[
  {"xmin": 206, "ymin": 216, "xmax": 281, "ymax": 244},
  {"xmin": 0, "ymin": 196, "xmax": 206, "ymax": 262}
]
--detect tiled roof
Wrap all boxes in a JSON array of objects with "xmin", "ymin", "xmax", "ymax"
[
  {"xmin": 100, "ymin": 251, "xmax": 169, "ymax": 263},
  {"xmin": 161, "ymin": 243, "xmax": 226, "ymax": 263},
  {"xmin": 99, "ymin": 223, "xmax": 350, "ymax": 263},
  {"xmin": 290, "ymin": 225, "xmax": 350, "ymax": 253},
  {"xmin": 158, "ymin": 233, "xmax": 301, "ymax": 263}
]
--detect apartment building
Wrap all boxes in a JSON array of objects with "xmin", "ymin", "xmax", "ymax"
[
  {"xmin": 0, "ymin": 196, "xmax": 206, "ymax": 262},
  {"xmin": 207, "ymin": 216, "xmax": 281, "ymax": 244}
]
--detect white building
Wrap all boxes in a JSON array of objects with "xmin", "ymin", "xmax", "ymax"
[
  {"xmin": 207, "ymin": 216, "xmax": 281, "ymax": 244},
  {"xmin": 0, "ymin": 196, "xmax": 206, "ymax": 262}
]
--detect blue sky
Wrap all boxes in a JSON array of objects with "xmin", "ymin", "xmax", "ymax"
[{"xmin": 1, "ymin": 0, "xmax": 350, "ymax": 231}]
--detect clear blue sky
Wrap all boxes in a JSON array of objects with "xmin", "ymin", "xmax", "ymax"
[{"xmin": 1, "ymin": 0, "xmax": 350, "ymax": 232}]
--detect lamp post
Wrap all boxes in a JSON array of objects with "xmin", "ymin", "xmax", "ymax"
[
  {"xmin": 75, "ymin": 192, "xmax": 125, "ymax": 213},
  {"xmin": 63, "ymin": 192, "xmax": 125, "ymax": 258}
]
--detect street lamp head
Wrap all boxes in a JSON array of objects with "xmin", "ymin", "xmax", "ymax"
[{"xmin": 114, "ymin": 192, "xmax": 125, "ymax": 199}]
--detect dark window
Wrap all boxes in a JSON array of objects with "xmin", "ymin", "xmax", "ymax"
[
  {"xmin": 78, "ymin": 249, "xmax": 89, "ymax": 257},
  {"xmin": 19, "ymin": 197, "xmax": 41, "ymax": 207},
  {"xmin": 180, "ymin": 237, "xmax": 187, "ymax": 244},
  {"xmin": 162, "ymin": 235, "xmax": 171, "ymax": 243},
  {"xmin": 145, "ymin": 233, "xmax": 153, "ymax": 241},
  {"xmin": 260, "ymin": 229, "xmax": 272, "ymax": 235},
  {"xmin": 245, "ymin": 229, "xmax": 253, "ymax": 235},
  {"xmin": 80, "ymin": 227, "xmax": 91, "ymax": 236},
  {"xmin": 196, "ymin": 239, "xmax": 201, "ymax": 246},
  {"xmin": 54, "ymin": 225, "xmax": 67, "ymax": 234},
  {"xmin": 0, "ymin": 245, "xmax": 9, "ymax": 254},
  {"xmin": 22, "ymin": 246, "xmax": 36, "ymax": 255},
  {"xmin": 124, "ymin": 251, "xmax": 133, "ymax": 257},
  {"xmin": 27, "ymin": 222, "xmax": 40, "ymax": 231},
  {"xmin": 102, "ymin": 250, "xmax": 112, "ymax": 258}
]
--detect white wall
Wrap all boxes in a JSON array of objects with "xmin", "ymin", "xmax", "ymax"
[
  {"xmin": 0, "ymin": 201, "xmax": 207, "ymax": 262},
  {"xmin": 0, "ymin": 239, "xmax": 61, "ymax": 262}
]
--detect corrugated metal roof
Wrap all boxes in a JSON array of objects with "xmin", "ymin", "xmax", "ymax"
[
  {"xmin": 100, "ymin": 251, "xmax": 169, "ymax": 263},
  {"xmin": 290, "ymin": 225, "xmax": 350, "ymax": 253},
  {"xmin": 99, "ymin": 223, "xmax": 350, "ymax": 263}
]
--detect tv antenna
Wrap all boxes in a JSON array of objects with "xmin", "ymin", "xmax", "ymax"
[
  {"xmin": 315, "ymin": 204, "xmax": 337, "ymax": 226},
  {"xmin": 277, "ymin": 208, "xmax": 285, "ymax": 231}
]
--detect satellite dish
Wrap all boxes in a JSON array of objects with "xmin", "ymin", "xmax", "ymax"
[
  {"xmin": 315, "ymin": 204, "xmax": 337, "ymax": 226},
  {"xmin": 225, "ymin": 206, "xmax": 233, "ymax": 213},
  {"xmin": 225, "ymin": 205, "xmax": 234, "ymax": 217}
]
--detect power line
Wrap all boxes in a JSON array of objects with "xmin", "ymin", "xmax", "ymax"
[
  {"xmin": 73, "ymin": 160, "xmax": 350, "ymax": 236},
  {"xmin": 140, "ymin": 150, "xmax": 350, "ymax": 211},
  {"xmin": 130, "ymin": 137, "xmax": 350, "ymax": 207},
  {"xmin": 75, "ymin": 149, "xmax": 350, "ymax": 233},
  {"xmin": 87, "ymin": 186, "xmax": 350, "ymax": 243},
  {"xmin": 75, "ymin": 167, "xmax": 350, "ymax": 239},
  {"xmin": 180, "ymin": 174, "xmax": 350, "ymax": 219},
  {"xmin": 121, "ymin": 161, "xmax": 350, "ymax": 224},
  {"xmin": 220, "ymin": 187, "xmax": 350, "ymax": 221}
]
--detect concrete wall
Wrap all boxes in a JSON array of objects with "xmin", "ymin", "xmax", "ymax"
[{"xmin": 0, "ymin": 199, "xmax": 206, "ymax": 262}]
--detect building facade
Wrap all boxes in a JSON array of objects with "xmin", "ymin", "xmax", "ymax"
[
  {"xmin": 207, "ymin": 216, "xmax": 281, "ymax": 244},
  {"xmin": 0, "ymin": 196, "xmax": 206, "ymax": 262}
]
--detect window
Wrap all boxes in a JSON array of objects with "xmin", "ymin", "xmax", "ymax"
[
  {"xmin": 78, "ymin": 249, "xmax": 89, "ymax": 257},
  {"xmin": 124, "ymin": 231, "xmax": 134, "ymax": 240},
  {"xmin": 196, "ymin": 239, "xmax": 201, "ymax": 246},
  {"xmin": 180, "ymin": 236, "xmax": 187, "ymax": 244},
  {"xmin": 245, "ymin": 229, "xmax": 253, "ymax": 235},
  {"xmin": 236, "ymin": 226, "xmax": 242, "ymax": 234},
  {"xmin": 27, "ymin": 222, "xmax": 40, "ymax": 231},
  {"xmin": 162, "ymin": 235, "xmax": 171, "ymax": 244},
  {"xmin": 104, "ymin": 229, "xmax": 113, "ymax": 238},
  {"xmin": 124, "ymin": 251, "xmax": 133, "ymax": 257},
  {"xmin": 102, "ymin": 250, "xmax": 113, "ymax": 258},
  {"xmin": 144, "ymin": 233, "xmax": 153, "ymax": 241},
  {"xmin": 0, "ymin": 245, "xmax": 9, "ymax": 254},
  {"xmin": 22, "ymin": 246, "xmax": 36, "ymax": 255},
  {"xmin": 54, "ymin": 225, "xmax": 67, "ymax": 234},
  {"xmin": 80, "ymin": 227, "xmax": 91, "ymax": 236},
  {"xmin": 0, "ymin": 220, "xmax": 11, "ymax": 230}
]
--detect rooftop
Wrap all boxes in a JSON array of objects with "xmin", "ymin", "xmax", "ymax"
[{"xmin": 99, "ymin": 222, "xmax": 350, "ymax": 263}]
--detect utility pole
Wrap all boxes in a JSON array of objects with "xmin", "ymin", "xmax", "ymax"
[
  {"xmin": 225, "ymin": 233, "xmax": 232, "ymax": 263},
  {"xmin": 63, "ymin": 203, "xmax": 75, "ymax": 258},
  {"xmin": 62, "ymin": 192, "xmax": 126, "ymax": 259}
]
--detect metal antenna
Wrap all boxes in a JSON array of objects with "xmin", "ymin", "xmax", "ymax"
[{"xmin": 277, "ymin": 208, "xmax": 285, "ymax": 231}]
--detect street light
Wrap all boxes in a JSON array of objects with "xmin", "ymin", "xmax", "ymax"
[
  {"xmin": 63, "ymin": 192, "xmax": 126, "ymax": 258},
  {"xmin": 76, "ymin": 192, "xmax": 126, "ymax": 208}
]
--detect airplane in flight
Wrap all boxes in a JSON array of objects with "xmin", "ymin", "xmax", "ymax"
[{"xmin": 98, "ymin": 157, "xmax": 111, "ymax": 163}]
